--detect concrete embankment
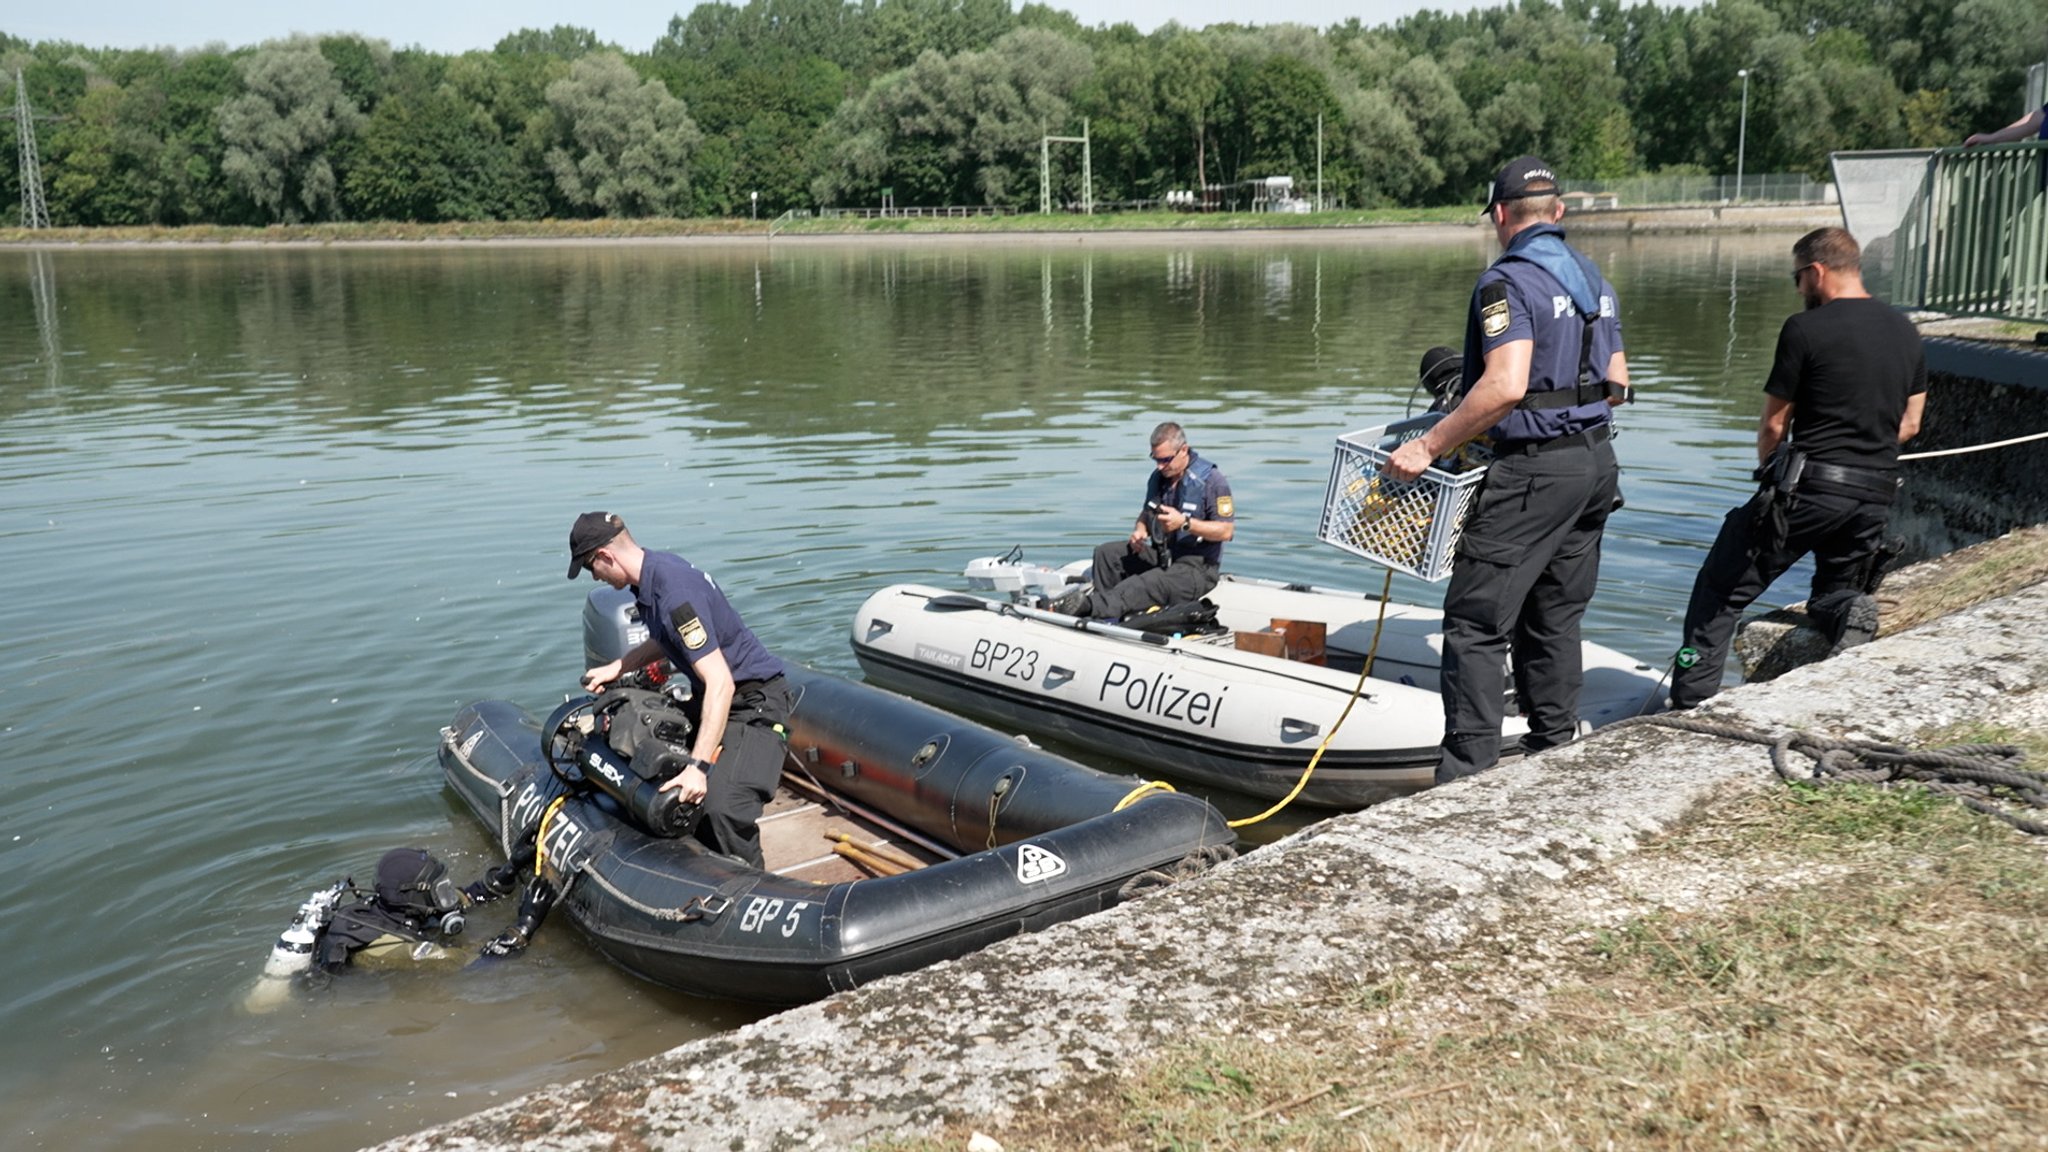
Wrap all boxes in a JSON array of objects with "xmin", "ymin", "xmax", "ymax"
[{"xmin": 369, "ymin": 562, "xmax": 2048, "ymax": 1151}]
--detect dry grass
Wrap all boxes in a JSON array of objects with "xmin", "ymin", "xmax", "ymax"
[
  {"xmin": 878, "ymin": 775, "xmax": 2048, "ymax": 1152},
  {"xmin": 1879, "ymin": 526, "xmax": 2048, "ymax": 635}
]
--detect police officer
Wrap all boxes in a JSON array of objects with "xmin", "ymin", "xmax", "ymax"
[
  {"xmin": 1051, "ymin": 421, "xmax": 1236, "ymax": 620},
  {"xmin": 1384, "ymin": 156, "xmax": 1629, "ymax": 785},
  {"xmin": 1669, "ymin": 228, "xmax": 1926, "ymax": 709},
  {"xmin": 569, "ymin": 512, "xmax": 791, "ymax": 867}
]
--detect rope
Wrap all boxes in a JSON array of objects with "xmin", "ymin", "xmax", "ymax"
[
  {"xmin": 1114, "ymin": 779, "xmax": 1179, "ymax": 811},
  {"xmin": 1227, "ymin": 567, "xmax": 1395, "ymax": 829},
  {"xmin": 1610, "ymin": 713, "xmax": 2048, "ymax": 836},
  {"xmin": 1899, "ymin": 427, "xmax": 2048, "ymax": 460},
  {"xmin": 1115, "ymin": 842, "xmax": 1239, "ymax": 900}
]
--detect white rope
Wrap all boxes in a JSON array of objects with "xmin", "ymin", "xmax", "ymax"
[{"xmin": 1900, "ymin": 428, "xmax": 2048, "ymax": 460}]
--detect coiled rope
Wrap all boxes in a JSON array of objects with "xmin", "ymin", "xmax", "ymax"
[
  {"xmin": 1115, "ymin": 842, "xmax": 1240, "ymax": 900},
  {"xmin": 1611, "ymin": 712, "xmax": 2048, "ymax": 836}
]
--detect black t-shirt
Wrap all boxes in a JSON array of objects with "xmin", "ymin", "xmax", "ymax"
[{"xmin": 1764, "ymin": 296, "xmax": 1927, "ymax": 471}]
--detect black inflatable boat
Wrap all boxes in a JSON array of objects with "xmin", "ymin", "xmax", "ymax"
[{"xmin": 435, "ymin": 589, "xmax": 1235, "ymax": 1006}]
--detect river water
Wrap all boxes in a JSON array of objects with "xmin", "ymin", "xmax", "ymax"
[{"xmin": 0, "ymin": 230, "xmax": 1809, "ymax": 1150}]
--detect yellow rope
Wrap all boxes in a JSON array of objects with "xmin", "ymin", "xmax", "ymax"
[
  {"xmin": 533, "ymin": 795, "xmax": 568, "ymax": 875},
  {"xmin": 1113, "ymin": 779, "xmax": 1179, "ymax": 811},
  {"xmin": 1227, "ymin": 567, "xmax": 1395, "ymax": 829}
]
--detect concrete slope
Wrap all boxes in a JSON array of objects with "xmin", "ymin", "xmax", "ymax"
[{"xmin": 371, "ymin": 579, "xmax": 2048, "ymax": 1152}]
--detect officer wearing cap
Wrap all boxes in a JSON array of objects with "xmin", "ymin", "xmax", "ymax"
[
  {"xmin": 1383, "ymin": 155, "xmax": 1631, "ymax": 785},
  {"xmin": 567, "ymin": 512, "xmax": 790, "ymax": 867}
]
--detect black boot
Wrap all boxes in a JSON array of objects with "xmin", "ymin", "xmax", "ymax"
[{"xmin": 1045, "ymin": 585, "xmax": 1093, "ymax": 616}]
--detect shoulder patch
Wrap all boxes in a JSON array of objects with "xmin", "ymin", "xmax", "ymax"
[
  {"xmin": 669, "ymin": 602, "xmax": 709, "ymax": 651},
  {"xmin": 1216, "ymin": 495, "xmax": 1234, "ymax": 519},
  {"xmin": 1479, "ymin": 281, "xmax": 1511, "ymax": 340}
]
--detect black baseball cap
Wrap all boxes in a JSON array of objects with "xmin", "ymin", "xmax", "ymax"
[
  {"xmin": 566, "ymin": 511, "xmax": 624, "ymax": 578},
  {"xmin": 1482, "ymin": 156, "xmax": 1559, "ymax": 214}
]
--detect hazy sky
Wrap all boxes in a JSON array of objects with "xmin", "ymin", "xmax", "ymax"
[{"xmin": 8, "ymin": 1, "xmax": 1497, "ymax": 55}]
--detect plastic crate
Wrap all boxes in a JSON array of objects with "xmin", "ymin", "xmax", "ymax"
[{"xmin": 1318, "ymin": 414, "xmax": 1491, "ymax": 582}]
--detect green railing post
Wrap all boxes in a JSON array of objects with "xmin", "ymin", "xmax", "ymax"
[{"xmin": 1922, "ymin": 141, "xmax": 2048, "ymax": 322}]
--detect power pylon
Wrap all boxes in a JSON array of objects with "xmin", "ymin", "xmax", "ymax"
[{"xmin": 14, "ymin": 70, "xmax": 51, "ymax": 229}]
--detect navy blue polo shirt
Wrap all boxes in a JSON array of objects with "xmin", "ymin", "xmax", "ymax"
[
  {"xmin": 633, "ymin": 550, "xmax": 784, "ymax": 688},
  {"xmin": 1463, "ymin": 224, "xmax": 1623, "ymax": 444}
]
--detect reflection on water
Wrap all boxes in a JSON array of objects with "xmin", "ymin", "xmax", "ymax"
[{"xmin": 0, "ymin": 230, "xmax": 1808, "ymax": 1150}]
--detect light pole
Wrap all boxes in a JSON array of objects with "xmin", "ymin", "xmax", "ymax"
[{"xmin": 1735, "ymin": 68, "xmax": 1751, "ymax": 202}]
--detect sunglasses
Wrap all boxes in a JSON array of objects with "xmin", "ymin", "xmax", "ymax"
[
  {"xmin": 1790, "ymin": 263, "xmax": 1818, "ymax": 285},
  {"xmin": 1151, "ymin": 445, "xmax": 1185, "ymax": 465}
]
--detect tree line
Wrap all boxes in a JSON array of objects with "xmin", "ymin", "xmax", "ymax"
[{"xmin": 2, "ymin": 0, "xmax": 2038, "ymax": 227}]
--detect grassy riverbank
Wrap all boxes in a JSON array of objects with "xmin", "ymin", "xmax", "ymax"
[
  {"xmin": 877, "ymin": 530, "xmax": 2048, "ymax": 1151},
  {"xmin": 0, "ymin": 206, "xmax": 1476, "ymax": 247},
  {"xmin": 886, "ymin": 777, "xmax": 2048, "ymax": 1151}
]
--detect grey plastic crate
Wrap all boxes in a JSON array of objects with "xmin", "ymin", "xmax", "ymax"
[{"xmin": 1318, "ymin": 414, "xmax": 1490, "ymax": 582}]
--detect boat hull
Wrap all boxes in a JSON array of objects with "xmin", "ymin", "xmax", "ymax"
[
  {"xmin": 850, "ymin": 572, "xmax": 1663, "ymax": 808},
  {"xmin": 439, "ymin": 668, "xmax": 1234, "ymax": 1005}
]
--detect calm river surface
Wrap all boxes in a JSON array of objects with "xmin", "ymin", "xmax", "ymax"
[{"xmin": 2, "ymin": 230, "xmax": 1811, "ymax": 1150}]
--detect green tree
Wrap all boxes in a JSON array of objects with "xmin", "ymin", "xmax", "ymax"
[
  {"xmin": 542, "ymin": 52, "xmax": 702, "ymax": 216},
  {"xmin": 495, "ymin": 26, "xmax": 609, "ymax": 59},
  {"xmin": 1156, "ymin": 29, "xmax": 1224, "ymax": 189},
  {"xmin": 217, "ymin": 39, "xmax": 366, "ymax": 222},
  {"xmin": 812, "ymin": 27, "xmax": 1094, "ymax": 208}
]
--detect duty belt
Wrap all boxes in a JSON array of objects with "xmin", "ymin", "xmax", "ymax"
[
  {"xmin": 1494, "ymin": 421, "xmax": 1612, "ymax": 456},
  {"xmin": 1799, "ymin": 461, "xmax": 1899, "ymax": 505}
]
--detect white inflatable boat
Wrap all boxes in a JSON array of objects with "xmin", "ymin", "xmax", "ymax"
[{"xmin": 850, "ymin": 554, "xmax": 1664, "ymax": 808}]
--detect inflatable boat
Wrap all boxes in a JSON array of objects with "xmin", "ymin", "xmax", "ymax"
[
  {"xmin": 850, "ymin": 554, "xmax": 1665, "ymax": 808},
  {"xmin": 435, "ymin": 588, "xmax": 1234, "ymax": 1006}
]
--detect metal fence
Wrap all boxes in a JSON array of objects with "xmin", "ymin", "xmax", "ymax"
[
  {"xmin": 1922, "ymin": 142, "xmax": 2048, "ymax": 320},
  {"xmin": 1558, "ymin": 172, "xmax": 1830, "ymax": 207},
  {"xmin": 815, "ymin": 205, "xmax": 1015, "ymax": 220},
  {"xmin": 1836, "ymin": 142, "xmax": 2048, "ymax": 323}
]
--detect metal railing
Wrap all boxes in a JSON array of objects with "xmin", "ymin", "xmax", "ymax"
[
  {"xmin": 1834, "ymin": 142, "xmax": 2048, "ymax": 323},
  {"xmin": 816, "ymin": 205, "xmax": 1014, "ymax": 220},
  {"xmin": 1920, "ymin": 141, "xmax": 2048, "ymax": 321},
  {"xmin": 1557, "ymin": 172, "xmax": 1829, "ymax": 207}
]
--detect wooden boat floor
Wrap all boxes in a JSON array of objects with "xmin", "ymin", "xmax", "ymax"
[{"xmin": 758, "ymin": 783, "xmax": 940, "ymax": 884}]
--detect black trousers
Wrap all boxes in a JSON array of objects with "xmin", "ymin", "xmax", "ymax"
[
  {"xmin": 695, "ymin": 676, "xmax": 792, "ymax": 868},
  {"xmin": 1670, "ymin": 488, "xmax": 1888, "ymax": 709},
  {"xmin": 1086, "ymin": 541, "xmax": 1219, "ymax": 619},
  {"xmin": 1437, "ymin": 435, "xmax": 1619, "ymax": 784}
]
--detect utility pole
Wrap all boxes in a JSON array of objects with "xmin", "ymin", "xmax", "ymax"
[
  {"xmin": 1316, "ymin": 114, "xmax": 1324, "ymax": 212},
  {"xmin": 13, "ymin": 70, "xmax": 51, "ymax": 229},
  {"xmin": 1735, "ymin": 68, "xmax": 1751, "ymax": 203}
]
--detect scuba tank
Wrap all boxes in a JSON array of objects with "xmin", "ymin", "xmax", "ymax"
[{"xmin": 243, "ymin": 880, "xmax": 348, "ymax": 1014}]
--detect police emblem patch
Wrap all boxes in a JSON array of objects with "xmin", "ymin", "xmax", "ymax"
[
  {"xmin": 1480, "ymin": 282, "xmax": 1511, "ymax": 339},
  {"xmin": 1216, "ymin": 495, "xmax": 1234, "ymax": 518},
  {"xmin": 670, "ymin": 603, "xmax": 709, "ymax": 651}
]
